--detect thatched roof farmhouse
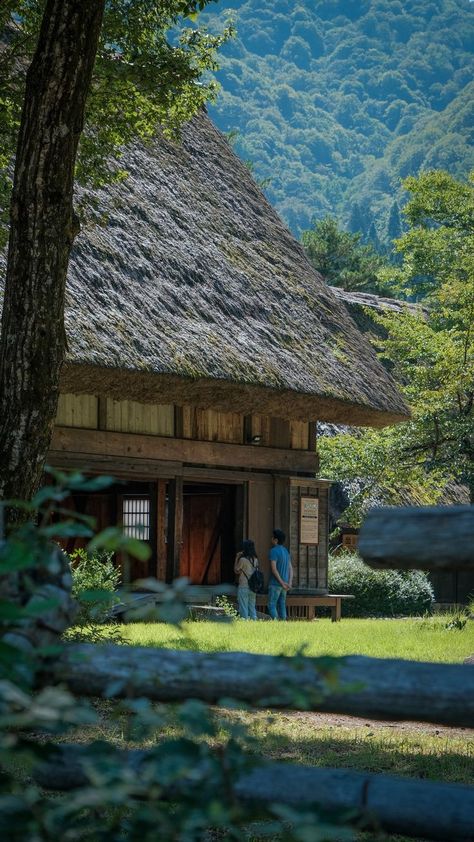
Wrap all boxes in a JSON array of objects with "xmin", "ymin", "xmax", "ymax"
[
  {"xmin": 61, "ymin": 111, "xmax": 408, "ymax": 427},
  {"xmin": 1, "ymin": 111, "xmax": 409, "ymax": 600}
]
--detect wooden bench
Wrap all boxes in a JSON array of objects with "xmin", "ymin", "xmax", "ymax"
[{"xmin": 256, "ymin": 594, "xmax": 354, "ymax": 622}]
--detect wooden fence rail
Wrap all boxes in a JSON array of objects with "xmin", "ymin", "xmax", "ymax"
[
  {"xmin": 358, "ymin": 505, "xmax": 474, "ymax": 570},
  {"xmin": 50, "ymin": 644, "xmax": 474, "ymax": 728},
  {"xmin": 34, "ymin": 746, "xmax": 474, "ymax": 842}
]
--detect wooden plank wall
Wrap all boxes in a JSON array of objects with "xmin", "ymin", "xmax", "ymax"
[
  {"xmin": 182, "ymin": 408, "xmax": 243, "ymax": 444},
  {"xmin": 56, "ymin": 394, "xmax": 312, "ymax": 452},
  {"xmin": 56, "ymin": 394, "xmax": 98, "ymax": 429},
  {"xmin": 105, "ymin": 399, "xmax": 174, "ymax": 436},
  {"xmin": 289, "ymin": 482, "xmax": 328, "ymax": 591}
]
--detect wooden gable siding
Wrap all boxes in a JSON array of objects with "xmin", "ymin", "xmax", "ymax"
[
  {"xmin": 182, "ymin": 408, "xmax": 243, "ymax": 445},
  {"xmin": 290, "ymin": 421, "xmax": 309, "ymax": 450},
  {"xmin": 104, "ymin": 399, "xmax": 174, "ymax": 436},
  {"xmin": 55, "ymin": 394, "xmax": 312, "ymax": 451},
  {"xmin": 56, "ymin": 394, "xmax": 98, "ymax": 429}
]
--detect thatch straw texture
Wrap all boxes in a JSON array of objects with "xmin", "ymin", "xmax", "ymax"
[{"xmin": 1, "ymin": 112, "xmax": 408, "ymax": 426}]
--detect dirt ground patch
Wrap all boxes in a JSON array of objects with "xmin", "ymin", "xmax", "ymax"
[{"xmin": 290, "ymin": 710, "xmax": 473, "ymax": 740}]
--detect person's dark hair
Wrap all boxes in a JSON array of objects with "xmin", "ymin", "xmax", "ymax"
[
  {"xmin": 272, "ymin": 529, "xmax": 285, "ymax": 545},
  {"xmin": 242, "ymin": 539, "xmax": 256, "ymax": 559}
]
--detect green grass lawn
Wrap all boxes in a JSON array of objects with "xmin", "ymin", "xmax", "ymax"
[
  {"xmin": 63, "ymin": 618, "xmax": 474, "ymax": 841},
  {"xmin": 122, "ymin": 616, "xmax": 474, "ymax": 663}
]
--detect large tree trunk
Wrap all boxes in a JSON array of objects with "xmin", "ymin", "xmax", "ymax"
[{"xmin": 0, "ymin": 0, "xmax": 104, "ymax": 512}]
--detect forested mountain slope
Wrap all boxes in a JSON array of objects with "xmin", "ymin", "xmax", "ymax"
[{"xmin": 201, "ymin": 0, "xmax": 474, "ymax": 240}]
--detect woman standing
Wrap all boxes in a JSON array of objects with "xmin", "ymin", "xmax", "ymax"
[{"xmin": 234, "ymin": 539, "xmax": 259, "ymax": 620}]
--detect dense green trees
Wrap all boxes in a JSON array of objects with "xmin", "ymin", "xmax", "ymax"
[
  {"xmin": 319, "ymin": 171, "xmax": 474, "ymax": 519},
  {"xmin": 301, "ymin": 217, "xmax": 385, "ymax": 293},
  {"xmin": 202, "ymin": 0, "xmax": 474, "ymax": 240}
]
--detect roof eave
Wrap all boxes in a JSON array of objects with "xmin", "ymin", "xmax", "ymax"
[{"xmin": 60, "ymin": 363, "xmax": 410, "ymax": 429}]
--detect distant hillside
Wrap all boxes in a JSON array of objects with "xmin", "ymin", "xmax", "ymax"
[{"xmin": 201, "ymin": 0, "xmax": 474, "ymax": 241}]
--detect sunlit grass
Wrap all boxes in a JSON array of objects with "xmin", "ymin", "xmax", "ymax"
[{"xmin": 122, "ymin": 616, "xmax": 474, "ymax": 663}]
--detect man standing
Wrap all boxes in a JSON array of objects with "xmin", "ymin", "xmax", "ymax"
[{"xmin": 267, "ymin": 529, "xmax": 293, "ymax": 620}]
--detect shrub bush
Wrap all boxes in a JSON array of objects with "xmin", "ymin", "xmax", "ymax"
[
  {"xmin": 328, "ymin": 552, "xmax": 434, "ymax": 617},
  {"xmin": 69, "ymin": 547, "xmax": 121, "ymax": 625}
]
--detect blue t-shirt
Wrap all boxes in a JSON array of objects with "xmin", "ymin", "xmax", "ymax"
[{"xmin": 269, "ymin": 544, "xmax": 291, "ymax": 587}]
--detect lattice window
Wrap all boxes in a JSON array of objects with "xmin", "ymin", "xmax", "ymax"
[{"xmin": 122, "ymin": 497, "xmax": 150, "ymax": 541}]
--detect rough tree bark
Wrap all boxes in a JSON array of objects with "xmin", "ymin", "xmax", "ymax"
[
  {"xmin": 0, "ymin": 0, "xmax": 105, "ymax": 511},
  {"xmin": 358, "ymin": 505, "xmax": 474, "ymax": 570},
  {"xmin": 50, "ymin": 644, "xmax": 474, "ymax": 727}
]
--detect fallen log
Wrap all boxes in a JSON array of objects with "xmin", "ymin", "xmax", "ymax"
[
  {"xmin": 358, "ymin": 505, "xmax": 474, "ymax": 570},
  {"xmin": 34, "ymin": 745, "xmax": 474, "ymax": 842},
  {"xmin": 50, "ymin": 644, "xmax": 474, "ymax": 727}
]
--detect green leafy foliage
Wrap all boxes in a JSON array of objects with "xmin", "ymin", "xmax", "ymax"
[
  {"xmin": 328, "ymin": 553, "xmax": 434, "ymax": 618},
  {"xmin": 301, "ymin": 216, "xmax": 387, "ymax": 292},
  {"xmin": 198, "ymin": 0, "xmax": 474, "ymax": 239},
  {"xmin": 214, "ymin": 593, "xmax": 239, "ymax": 618},
  {"xmin": 69, "ymin": 547, "xmax": 121, "ymax": 628},
  {"xmin": 0, "ymin": 0, "xmax": 234, "ymax": 247},
  {"xmin": 319, "ymin": 170, "xmax": 474, "ymax": 516}
]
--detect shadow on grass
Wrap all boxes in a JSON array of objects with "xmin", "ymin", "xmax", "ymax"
[{"xmin": 247, "ymin": 722, "xmax": 474, "ymax": 785}]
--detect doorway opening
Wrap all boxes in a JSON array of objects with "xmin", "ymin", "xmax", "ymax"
[{"xmin": 180, "ymin": 482, "xmax": 244, "ymax": 585}]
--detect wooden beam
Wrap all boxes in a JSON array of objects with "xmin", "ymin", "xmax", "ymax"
[
  {"xmin": 47, "ymin": 451, "xmax": 183, "ymax": 480},
  {"xmin": 50, "ymin": 427, "xmax": 319, "ymax": 473},
  {"xmin": 308, "ymin": 421, "xmax": 317, "ymax": 452},
  {"xmin": 35, "ymin": 749, "xmax": 474, "ymax": 841},
  {"xmin": 97, "ymin": 396, "xmax": 107, "ymax": 431},
  {"xmin": 53, "ymin": 644, "xmax": 474, "ymax": 727},
  {"xmin": 174, "ymin": 405, "xmax": 183, "ymax": 439},
  {"xmin": 359, "ymin": 506, "xmax": 474, "ymax": 571}
]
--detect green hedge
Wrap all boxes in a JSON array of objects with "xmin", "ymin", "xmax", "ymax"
[{"xmin": 328, "ymin": 552, "xmax": 434, "ymax": 617}]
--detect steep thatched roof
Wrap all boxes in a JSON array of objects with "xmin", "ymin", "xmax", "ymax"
[
  {"xmin": 1, "ymin": 112, "xmax": 409, "ymax": 426},
  {"xmin": 329, "ymin": 287, "xmax": 420, "ymax": 345}
]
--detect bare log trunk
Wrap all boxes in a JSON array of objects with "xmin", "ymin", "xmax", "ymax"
[
  {"xmin": 0, "ymin": 0, "xmax": 104, "ymax": 511},
  {"xmin": 358, "ymin": 505, "xmax": 474, "ymax": 570},
  {"xmin": 34, "ymin": 746, "xmax": 474, "ymax": 842},
  {"xmin": 51, "ymin": 644, "xmax": 474, "ymax": 727}
]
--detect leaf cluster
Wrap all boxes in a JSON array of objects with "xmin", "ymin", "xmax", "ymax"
[
  {"xmin": 319, "ymin": 170, "xmax": 474, "ymax": 520},
  {"xmin": 0, "ymin": 0, "xmax": 234, "ymax": 247},
  {"xmin": 301, "ymin": 215, "xmax": 387, "ymax": 293}
]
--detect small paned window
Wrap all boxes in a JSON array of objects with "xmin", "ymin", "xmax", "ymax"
[{"xmin": 123, "ymin": 497, "xmax": 150, "ymax": 540}]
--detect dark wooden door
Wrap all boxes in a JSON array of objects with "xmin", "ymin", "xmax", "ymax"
[{"xmin": 181, "ymin": 494, "xmax": 223, "ymax": 585}]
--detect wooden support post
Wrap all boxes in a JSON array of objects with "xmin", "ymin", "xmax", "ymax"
[
  {"xmin": 308, "ymin": 421, "xmax": 317, "ymax": 452},
  {"xmin": 167, "ymin": 476, "xmax": 183, "ymax": 582},
  {"xmin": 174, "ymin": 405, "xmax": 183, "ymax": 439},
  {"xmin": 155, "ymin": 479, "xmax": 167, "ymax": 581},
  {"xmin": 97, "ymin": 396, "xmax": 107, "ymax": 431}
]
